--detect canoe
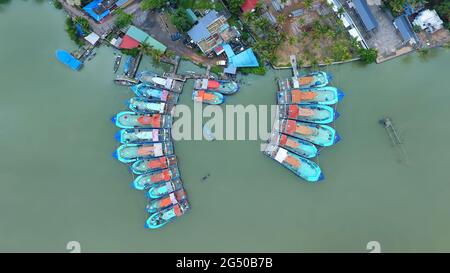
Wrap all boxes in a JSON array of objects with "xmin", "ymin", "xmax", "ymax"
[
  {"xmin": 146, "ymin": 178, "xmax": 184, "ymax": 199},
  {"xmin": 146, "ymin": 189, "xmax": 188, "ymax": 214},
  {"xmin": 264, "ymin": 144, "xmax": 323, "ymax": 182},
  {"xmin": 278, "ymin": 119, "xmax": 340, "ymax": 147},
  {"xmin": 130, "ymin": 155, "xmax": 178, "ymax": 175},
  {"xmin": 268, "ymin": 132, "xmax": 318, "ymax": 158},
  {"xmin": 55, "ymin": 50, "xmax": 82, "ymax": 71},
  {"xmin": 113, "ymin": 142, "xmax": 174, "ymax": 163},
  {"xmin": 279, "ymin": 104, "xmax": 338, "ymax": 124},
  {"xmin": 194, "ymin": 79, "xmax": 239, "ymax": 94},
  {"xmin": 192, "ymin": 90, "xmax": 224, "ymax": 105},
  {"xmin": 130, "ymin": 83, "xmax": 179, "ymax": 104},
  {"xmin": 113, "ymin": 54, "xmax": 122, "ymax": 73},
  {"xmin": 145, "ymin": 200, "xmax": 190, "ymax": 229},
  {"xmin": 293, "ymin": 71, "xmax": 332, "ymax": 89},
  {"xmin": 137, "ymin": 71, "xmax": 174, "ymax": 91},
  {"xmin": 277, "ymin": 86, "xmax": 344, "ymax": 105},
  {"xmin": 112, "ymin": 111, "xmax": 172, "ymax": 129},
  {"xmin": 128, "ymin": 97, "xmax": 174, "ymax": 115},
  {"xmin": 132, "ymin": 166, "xmax": 180, "ymax": 190},
  {"xmin": 115, "ymin": 128, "xmax": 171, "ymax": 144}
]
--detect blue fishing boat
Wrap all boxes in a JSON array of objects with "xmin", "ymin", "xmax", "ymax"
[
  {"xmin": 279, "ymin": 104, "xmax": 338, "ymax": 124},
  {"xmin": 145, "ymin": 200, "xmax": 190, "ymax": 229},
  {"xmin": 192, "ymin": 90, "xmax": 224, "ymax": 105},
  {"xmin": 293, "ymin": 71, "xmax": 332, "ymax": 89},
  {"xmin": 146, "ymin": 189, "xmax": 187, "ymax": 214},
  {"xmin": 123, "ymin": 56, "xmax": 133, "ymax": 75},
  {"xmin": 127, "ymin": 97, "xmax": 174, "ymax": 114},
  {"xmin": 277, "ymin": 86, "xmax": 344, "ymax": 105},
  {"xmin": 137, "ymin": 71, "xmax": 174, "ymax": 90},
  {"xmin": 194, "ymin": 79, "xmax": 239, "ymax": 95},
  {"xmin": 132, "ymin": 167, "xmax": 180, "ymax": 190},
  {"xmin": 112, "ymin": 142, "xmax": 174, "ymax": 163},
  {"xmin": 264, "ymin": 144, "xmax": 323, "ymax": 182},
  {"xmin": 146, "ymin": 178, "xmax": 184, "ymax": 199},
  {"xmin": 111, "ymin": 111, "xmax": 172, "ymax": 129},
  {"xmin": 115, "ymin": 128, "xmax": 171, "ymax": 144},
  {"xmin": 278, "ymin": 119, "xmax": 340, "ymax": 147},
  {"xmin": 268, "ymin": 132, "xmax": 318, "ymax": 158},
  {"xmin": 130, "ymin": 84, "xmax": 179, "ymax": 104},
  {"xmin": 130, "ymin": 155, "xmax": 178, "ymax": 175},
  {"xmin": 55, "ymin": 50, "xmax": 82, "ymax": 71}
]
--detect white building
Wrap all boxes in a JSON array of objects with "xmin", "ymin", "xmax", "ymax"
[{"xmin": 413, "ymin": 9, "xmax": 444, "ymax": 33}]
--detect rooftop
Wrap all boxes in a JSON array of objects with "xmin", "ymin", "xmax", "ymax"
[
  {"xmin": 187, "ymin": 11, "xmax": 221, "ymax": 43},
  {"xmin": 393, "ymin": 15, "xmax": 416, "ymax": 43},
  {"xmin": 352, "ymin": 0, "xmax": 378, "ymax": 31},
  {"xmin": 241, "ymin": 0, "xmax": 258, "ymax": 13}
]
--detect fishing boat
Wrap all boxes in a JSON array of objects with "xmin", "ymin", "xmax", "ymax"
[
  {"xmin": 114, "ymin": 76, "xmax": 139, "ymax": 86},
  {"xmin": 123, "ymin": 56, "xmax": 134, "ymax": 75},
  {"xmin": 112, "ymin": 111, "xmax": 172, "ymax": 129},
  {"xmin": 137, "ymin": 71, "xmax": 174, "ymax": 91},
  {"xmin": 268, "ymin": 132, "xmax": 318, "ymax": 158},
  {"xmin": 292, "ymin": 71, "xmax": 331, "ymax": 89},
  {"xmin": 130, "ymin": 84, "xmax": 179, "ymax": 104},
  {"xmin": 113, "ymin": 142, "xmax": 174, "ymax": 163},
  {"xmin": 278, "ymin": 119, "xmax": 340, "ymax": 147},
  {"xmin": 113, "ymin": 54, "xmax": 122, "ymax": 73},
  {"xmin": 192, "ymin": 90, "xmax": 224, "ymax": 105},
  {"xmin": 132, "ymin": 167, "xmax": 180, "ymax": 190},
  {"xmin": 115, "ymin": 128, "xmax": 171, "ymax": 144},
  {"xmin": 194, "ymin": 79, "xmax": 239, "ymax": 94},
  {"xmin": 146, "ymin": 189, "xmax": 187, "ymax": 214},
  {"xmin": 55, "ymin": 50, "xmax": 82, "ymax": 71},
  {"xmin": 145, "ymin": 200, "xmax": 190, "ymax": 229},
  {"xmin": 131, "ymin": 155, "xmax": 178, "ymax": 175},
  {"xmin": 146, "ymin": 178, "xmax": 184, "ymax": 199},
  {"xmin": 264, "ymin": 144, "xmax": 323, "ymax": 182},
  {"xmin": 279, "ymin": 104, "xmax": 338, "ymax": 124},
  {"xmin": 277, "ymin": 87, "xmax": 344, "ymax": 105},
  {"xmin": 127, "ymin": 97, "xmax": 174, "ymax": 115}
]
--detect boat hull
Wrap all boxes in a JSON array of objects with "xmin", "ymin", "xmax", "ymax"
[
  {"xmin": 278, "ymin": 119, "xmax": 340, "ymax": 147},
  {"xmin": 295, "ymin": 71, "xmax": 331, "ymax": 89},
  {"xmin": 130, "ymin": 155, "xmax": 178, "ymax": 175},
  {"xmin": 130, "ymin": 84, "xmax": 179, "ymax": 104},
  {"xmin": 113, "ymin": 142, "xmax": 174, "ymax": 163},
  {"xmin": 128, "ymin": 97, "xmax": 174, "ymax": 115},
  {"xmin": 132, "ymin": 167, "xmax": 180, "ymax": 190},
  {"xmin": 194, "ymin": 79, "xmax": 240, "ymax": 94},
  {"xmin": 146, "ymin": 189, "xmax": 187, "ymax": 213},
  {"xmin": 192, "ymin": 90, "xmax": 224, "ymax": 105},
  {"xmin": 268, "ymin": 132, "xmax": 318, "ymax": 158},
  {"xmin": 279, "ymin": 104, "xmax": 338, "ymax": 124},
  {"xmin": 112, "ymin": 111, "xmax": 172, "ymax": 129},
  {"xmin": 145, "ymin": 200, "xmax": 190, "ymax": 229},
  {"xmin": 115, "ymin": 128, "xmax": 171, "ymax": 144},
  {"xmin": 277, "ymin": 86, "xmax": 343, "ymax": 105},
  {"xmin": 146, "ymin": 178, "xmax": 184, "ymax": 199}
]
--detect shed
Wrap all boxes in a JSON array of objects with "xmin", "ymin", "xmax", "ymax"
[
  {"xmin": 393, "ymin": 15, "xmax": 416, "ymax": 43},
  {"xmin": 85, "ymin": 32, "xmax": 100, "ymax": 46},
  {"xmin": 352, "ymin": 0, "xmax": 378, "ymax": 31}
]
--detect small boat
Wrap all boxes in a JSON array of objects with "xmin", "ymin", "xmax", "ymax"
[
  {"xmin": 292, "ymin": 71, "xmax": 331, "ymax": 89},
  {"xmin": 264, "ymin": 144, "xmax": 323, "ymax": 182},
  {"xmin": 277, "ymin": 87, "xmax": 344, "ymax": 105},
  {"xmin": 112, "ymin": 111, "xmax": 172, "ymax": 129},
  {"xmin": 192, "ymin": 90, "xmax": 224, "ymax": 105},
  {"xmin": 123, "ymin": 56, "xmax": 134, "ymax": 75},
  {"xmin": 132, "ymin": 166, "xmax": 180, "ymax": 190},
  {"xmin": 146, "ymin": 189, "xmax": 187, "ymax": 214},
  {"xmin": 194, "ymin": 79, "xmax": 239, "ymax": 94},
  {"xmin": 131, "ymin": 155, "xmax": 178, "ymax": 175},
  {"xmin": 128, "ymin": 97, "xmax": 174, "ymax": 115},
  {"xmin": 137, "ymin": 71, "xmax": 174, "ymax": 90},
  {"xmin": 113, "ymin": 54, "xmax": 122, "ymax": 73},
  {"xmin": 113, "ymin": 142, "xmax": 174, "ymax": 163},
  {"xmin": 146, "ymin": 178, "xmax": 184, "ymax": 199},
  {"xmin": 145, "ymin": 200, "xmax": 190, "ymax": 229},
  {"xmin": 279, "ymin": 104, "xmax": 338, "ymax": 124},
  {"xmin": 115, "ymin": 128, "xmax": 171, "ymax": 144},
  {"xmin": 55, "ymin": 50, "xmax": 82, "ymax": 71},
  {"xmin": 130, "ymin": 84, "xmax": 179, "ymax": 104},
  {"xmin": 114, "ymin": 76, "xmax": 139, "ymax": 86},
  {"xmin": 278, "ymin": 119, "xmax": 340, "ymax": 147},
  {"xmin": 268, "ymin": 132, "xmax": 318, "ymax": 158}
]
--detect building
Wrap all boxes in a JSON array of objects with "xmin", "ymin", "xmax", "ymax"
[
  {"xmin": 241, "ymin": 0, "xmax": 258, "ymax": 13},
  {"xmin": 221, "ymin": 44, "xmax": 259, "ymax": 75},
  {"xmin": 413, "ymin": 9, "xmax": 444, "ymax": 33},
  {"xmin": 352, "ymin": 0, "xmax": 378, "ymax": 32},
  {"xmin": 187, "ymin": 11, "xmax": 240, "ymax": 55},
  {"xmin": 83, "ymin": 0, "xmax": 135, "ymax": 22},
  {"xmin": 393, "ymin": 15, "xmax": 417, "ymax": 45},
  {"xmin": 66, "ymin": 0, "xmax": 81, "ymax": 5},
  {"xmin": 119, "ymin": 25, "xmax": 167, "ymax": 52}
]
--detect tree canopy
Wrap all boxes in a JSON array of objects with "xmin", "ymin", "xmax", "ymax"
[
  {"xmin": 115, "ymin": 8, "xmax": 133, "ymax": 28},
  {"xmin": 171, "ymin": 8, "xmax": 193, "ymax": 32},
  {"xmin": 141, "ymin": 0, "xmax": 165, "ymax": 11}
]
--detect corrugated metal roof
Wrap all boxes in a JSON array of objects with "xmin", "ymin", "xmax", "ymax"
[
  {"xmin": 352, "ymin": 0, "xmax": 378, "ymax": 31},
  {"xmin": 187, "ymin": 11, "xmax": 220, "ymax": 43},
  {"xmin": 229, "ymin": 48, "xmax": 259, "ymax": 68},
  {"xmin": 125, "ymin": 26, "xmax": 167, "ymax": 52},
  {"xmin": 394, "ymin": 15, "xmax": 415, "ymax": 42}
]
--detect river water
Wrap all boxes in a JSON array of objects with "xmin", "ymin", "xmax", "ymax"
[{"xmin": 1, "ymin": 1, "xmax": 450, "ymax": 252}]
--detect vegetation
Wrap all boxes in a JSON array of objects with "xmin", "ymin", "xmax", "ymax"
[
  {"xmin": 358, "ymin": 48, "xmax": 378, "ymax": 63},
  {"xmin": 52, "ymin": 0, "xmax": 62, "ymax": 9},
  {"xmin": 140, "ymin": 42, "xmax": 165, "ymax": 64},
  {"xmin": 433, "ymin": 0, "xmax": 450, "ymax": 30},
  {"xmin": 171, "ymin": 8, "xmax": 193, "ymax": 32},
  {"xmin": 178, "ymin": 0, "xmax": 225, "ymax": 10},
  {"xmin": 115, "ymin": 8, "xmax": 133, "ymax": 29},
  {"xmin": 141, "ymin": 0, "xmax": 165, "ymax": 10},
  {"xmin": 228, "ymin": 0, "xmax": 245, "ymax": 15},
  {"xmin": 240, "ymin": 65, "xmax": 267, "ymax": 75},
  {"xmin": 65, "ymin": 17, "xmax": 90, "ymax": 46},
  {"xmin": 210, "ymin": 65, "xmax": 223, "ymax": 75},
  {"xmin": 120, "ymin": 48, "xmax": 140, "ymax": 57}
]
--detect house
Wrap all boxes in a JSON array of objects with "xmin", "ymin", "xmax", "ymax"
[
  {"xmin": 241, "ymin": 0, "xmax": 258, "ymax": 13},
  {"xmin": 187, "ymin": 11, "xmax": 240, "ymax": 55},
  {"xmin": 83, "ymin": 0, "xmax": 135, "ymax": 22},
  {"xmin": 351, "ymin": 0, "xmax": 378, "ymax": 32},
  {"xmin": 119, "ymin": 25, "xmax": 167, "ymax": 52},
  {"xmin": 393, "ymin": 15, "xmax": 417, "ymax": 45},
  {"xmin": 413, "ymin": 9, "xmax": 444, "ymax": 33}
]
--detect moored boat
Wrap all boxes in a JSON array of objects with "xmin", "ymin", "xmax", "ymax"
[
  {"xmin": 279, "ymin": 104, "xmax": 338, "ymax": 124},
  {"xmin": 264, "ymin": 144, "xmax": 323, "ymax": 182},
  {"xmin": 113, "ymin": 54, "xmax": 122, "ymax": 73},
  {"xmin": 128, "ymin": 97, "xmax": 174, "ymax": 114},
  {"xmin": 194, "ymin": 79, "xmax": 239, "ymax": 94},
  {"xmin": 130, "ymin": 83, "xmax": 179, "ymax": 104},
  {"xmin": 130, "ymin": 155, "xmax": 178, "ymax": 175},
  {"xmin": 115, "ymin": 128, "xmax": 171, "ymax": 144},
  {"xmin": 277, "ymin": 87, "xmax": 344, "ymax": 105},
  {"xmin": 137, "ymin": 71, "xmax": 174, "ymax": 91},
  {"xmin": 278, "ymin": 119, "xmax": 340, "ymax": 147},
  {"xmin": 132, "ymin": 166, "xmax": 180, "ymax": 190},
  {"xmin": 145, "ymin": 200, "xmax": 190, "ymax": 229},
  {"xmin": 112, "ymin": 111, "xmax": 172, "ymax": 129},
  {"xmin": 293, "ymin": 71, "xmax": 331, "ymax": 89},
  {"xmin": 146, "ymin": 178, "xmax": 184, "ymax": 199},
  {"xmin": 113, "ymin": 142, "xmax": 174, "ymax": 163},
  {"xmin": 146, "ymin": 189, "xmax": 188, "ymax": 214},
  {"xmin": 268, "ymin": 132, "xmax": 318, "ymax": 158},
  {"xmin": 192, "ymin": 90, "xmax": 224, "ymax": 105}
]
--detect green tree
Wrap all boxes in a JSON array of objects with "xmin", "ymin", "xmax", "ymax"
[
  {"xmin": 229, "ymin": 0, "xmax": 245, "ymax": 15},
  {"xmin": 141, "ymin": 0, "xmax": 165, "ymax": 10},
  {"xmin": 171, "ymin": 8, "xmax": 193, "ymax": 32},
  {"xmin": 53, "ymin": 0, "xmax": 62, "ymax": 9},
  {"xmin": 115, "ymin": 8, "xmax": 133, "ymax": 29},
  {"xmin": 358, "ymin": 48, "xmax": 377, "ymax": 63},
  {"xmin": 304, "ymin": 0, "xmax": 313, "ymax": 9}
]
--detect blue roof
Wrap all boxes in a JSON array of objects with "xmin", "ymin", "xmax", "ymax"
[
  {"xmin": 56, "ymin": 50, "xmax": 82, "ymax": 71},
  {"xmin": 394, "ymin": 15, "xmax": 415, "ymax": 42},
  {"xmin": 224, "ymin": 65, "xmax": 237, "ymax": 74},
  {"xmin": 83, "ymin": 0, "xmax": 110, "ymax": 22},
  {"xmin": 229, "ymin": 48, "xmax": 259, "ymax": 68},
  {"xmin": 187, "ymin": 11, "xmax": 220, "ymax": 43},
  {"xmin": 352, "ymin": 0, "xmax": 378, "ymax": 31},
  {"xmin": 223, "ymin": 44, "xmax": 235, "ymax": 58}
]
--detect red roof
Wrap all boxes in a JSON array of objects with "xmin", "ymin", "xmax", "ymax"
[
  {"xmin": 241, "ymin": 0, "xmax": 258, "ymax": 12},
  {"xmin": 119, "ymin": 35, "xmax": 140, "ymax": 49}
]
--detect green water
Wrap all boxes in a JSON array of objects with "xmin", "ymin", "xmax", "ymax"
[{"xmin": 1, "ymin": 2, "xmax": 450, "ymax": 252}]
